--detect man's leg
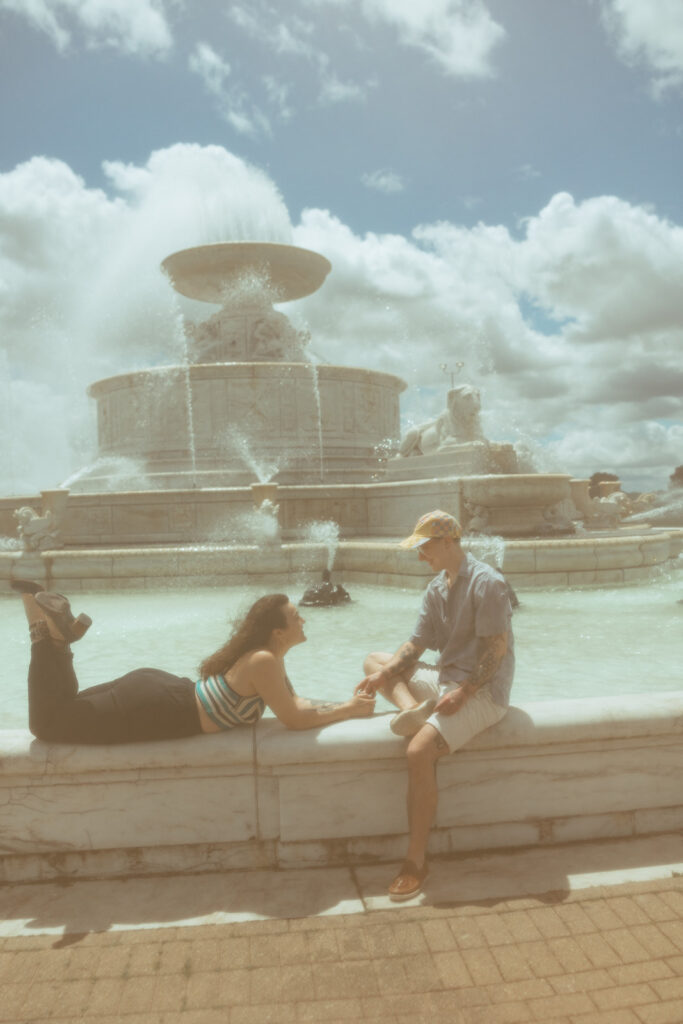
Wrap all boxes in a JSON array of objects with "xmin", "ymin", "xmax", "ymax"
[
  {"xmin": 390, "ymin": 692, "xmax": 508, "ymax": 897},
  {"xmin": 404, "ymin": 724, "xmax": 449, "ymax": 869},
  {"xmin": 363, "ymin": 651, "xmax": 421, "ymax": 711},
  {"xmin": 387, "ymin": 723, "xmax": 449, "ymax": 900}
]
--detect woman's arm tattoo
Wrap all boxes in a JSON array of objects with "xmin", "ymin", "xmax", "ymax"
[{"xmin": 304, "ymin": 698, "xmax": 345, "ymax": 713}]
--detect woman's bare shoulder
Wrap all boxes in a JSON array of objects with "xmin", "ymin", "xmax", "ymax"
[{"xmin": 239, "ymin": 649, "xmax": 278, "ymax": 671}]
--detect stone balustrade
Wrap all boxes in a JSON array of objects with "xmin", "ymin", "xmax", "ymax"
[{"xmin": 2, "ymin": 691, "xmax": 682, "ymax": 884}]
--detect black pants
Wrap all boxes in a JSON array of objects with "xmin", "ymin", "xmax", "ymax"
[{"xmin": 28, "ymin": 639, "xmax": 202, "ymax": 745}]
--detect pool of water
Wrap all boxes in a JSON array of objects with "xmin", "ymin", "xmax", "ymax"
[{"xmin": 1, "ymin": 577, "xmax": 682, "ymax": 730}]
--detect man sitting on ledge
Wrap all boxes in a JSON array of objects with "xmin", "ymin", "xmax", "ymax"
[{"xmin": 358, "ymin": 510, "xmax": 515, "ymax": 901}]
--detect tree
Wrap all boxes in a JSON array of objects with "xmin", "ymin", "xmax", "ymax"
[
  {"xmin": 588, "ymin": 471, "xmax": 619, "ymax": 498},
  {"xmin": 669, "ymin": 465, "xmax": 683, "ymax": 490}
]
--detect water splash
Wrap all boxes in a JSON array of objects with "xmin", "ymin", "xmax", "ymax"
[
  {"xmin": 209, "ymin": 503, "xmax": 281, "ymax": 546},
  {"xmin": 61, "ymin": 456, "xmax": 151, "ymax": 492},
  {"xmin": 0, "ymin": 536, "xmax": 22, "ymax": 551},
  {"xmin": 174, "ymin": 312, "xmax": 198, "ymax": 487},
  {"xmin": 218, "ymin": 266, "xmax": 283, "ymax": 307},
  {"xmin": 624, "ymin": 494, "xmax": 683, "ymax": 526},
  {"xmin": 308, "ymin": 363, "xmax": 324, "ymax": 482},
  {"xmin": 372, "ymin": 435, "xmax": 399, "ymax": 479},
  {"xmin": 464, "ymin": 533, "xmax": 506, "ymax": 570},
  {"xmin": 222, "ymin": 430, "xmax": 285, "ymax": 484},
  {"xmin": 302, "ymin": 519, "xmax": 340, "ymax": 570}
]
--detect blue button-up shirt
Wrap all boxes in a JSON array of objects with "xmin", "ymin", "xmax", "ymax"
[{"xmin": 409, "ymin": 552, "xmax": 515, "ymax": 707}]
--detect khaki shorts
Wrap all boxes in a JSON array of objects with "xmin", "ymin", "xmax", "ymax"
[{"xmin": 408, "ymin": 663, "xmax": 507, "ymax": 753}]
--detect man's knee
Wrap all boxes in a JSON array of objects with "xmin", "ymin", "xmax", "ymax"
[
  {"xmin": 406, "ymin": 725, "xmax": 448, "ymax": 767},
  {"xmin": 363, "ymin": 651, "xmax": 391, "ymax": 675}
]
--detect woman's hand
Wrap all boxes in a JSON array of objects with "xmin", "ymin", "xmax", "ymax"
[
  {"xmin": 346, "ymin": 692, "xmax": 376, "ymax": 718},
  {"xmin": 355, "ymin": 670, "xmax": 385, "ymax": 696}
]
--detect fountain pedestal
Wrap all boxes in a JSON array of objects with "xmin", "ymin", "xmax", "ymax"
[{"xmin": 79, "ymin": 243, "xmax": 405, "ymax": 490}]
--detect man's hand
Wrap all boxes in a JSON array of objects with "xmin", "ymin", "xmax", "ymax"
[
  {"xmin": 355, "ymin": 670, "xmax": 386, "ymax": 696},
  {"xmin": 357, "ymin": 641, "xmax": 424, "ymax": 696},
  {"xmin": 434, "ymin": 686, "xmax": 470, "ymax": 716}
]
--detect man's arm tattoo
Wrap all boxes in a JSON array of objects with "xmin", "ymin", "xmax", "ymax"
[
  {"xmin": 462, "ymin": 633, "xmax": 507, "ymax": 695},
  {"xmin": 385, "ymin": 641, "xmax": 421, "ymax": 680}
]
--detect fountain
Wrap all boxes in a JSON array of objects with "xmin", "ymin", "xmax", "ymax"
[
  {"xmin": 79, "ymin": 242, "xmax": 405, "ymax": 489},
  {"xmin": 0, "ymin": 239, "xmax": 681, "ymax": 886},
  {"xmin": 0, "ymin": 239, "xmax": 679, "ymax": 588}
]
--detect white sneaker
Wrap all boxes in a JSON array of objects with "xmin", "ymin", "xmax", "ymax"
[{"xmin": 390, "ymin": 699, "xmax": 437, "ymax": 737}]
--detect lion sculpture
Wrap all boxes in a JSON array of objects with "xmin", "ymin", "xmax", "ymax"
[{"xmin": 399, "ymin": 385, "xmax": 485, "ymax": 458}]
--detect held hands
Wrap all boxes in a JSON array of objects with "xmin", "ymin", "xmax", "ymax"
[
  {"xmin": 434, "ymin": 685, "xmax": 470, "ymax": 716},
  {"xmin": 347, "ymin": 692, "xmax": 376, "ymax": 718},
  {"xmin": 354, "ymin": 670, "xmax": 385, "ymax": 697}
]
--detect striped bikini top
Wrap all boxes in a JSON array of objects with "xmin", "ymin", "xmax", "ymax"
[{"xmin": 195, "ymin": 673, "xmax": 266, "ymax": 730}]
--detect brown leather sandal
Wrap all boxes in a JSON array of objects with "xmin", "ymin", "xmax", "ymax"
[{"xmin": 388, "ymin": 859, "xmax": 429, "ymax": 901}]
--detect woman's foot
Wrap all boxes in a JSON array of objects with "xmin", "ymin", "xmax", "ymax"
[
  {"xmin": 35, "ymin": 592, "xmax": 92, "ymax": 644},
  {"xmin": 10, "ymin": 579, "xmax": 44, "ymax": 595}
]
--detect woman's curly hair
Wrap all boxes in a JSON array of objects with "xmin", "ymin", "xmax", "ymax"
[{"xmin": 199, "ymin": 593, "xmax": 289, "ymax": 680}]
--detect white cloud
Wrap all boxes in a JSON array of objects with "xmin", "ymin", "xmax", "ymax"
[
  {"xmin": 0, "ymin": 149, "xmax": 680, "ymax": 495},
  {"xmin": 0, "ymin": 0, "xmax": 173, "ymax": 57},
  {"xmin": 601, "ymin": 0, "xmax": 683, "ymax": 95},
  {"xmin": 366, "ymin": 0, "xmax": 504, "ymax": 77},
  {"xmin": 361, "ymin": 170, "xmax": 406, "ymax": 194},
  {"xmin": 229, "ymin": 3, "xmax": 371, "ymax": 110},
  {"xmin": 513, "ymin": 163, "xmax": 540, "ymax": 181},
  {"xmin": 229, "ymin": 4, "xmax": 317, "ymax": 61},
  {"xmin": 309, "ymin": 0, "xmax": 505, "ymax": 77},
  {"xmin": 188, "ymin": 42, "xmax": 270, "ymax": 137},
  {"xmin": 263, "ymin": 76, "xmax": 294, "ymax": 120},
  {"xmin": 518, "ymin": 191, "xmax": 683, "ymax": 341},
  {"xmin": 319, "ymin": 72, "xmax": 367, "ymax": 104},
  {"xmin": 293, "ymin": 192, "xmax": 683, "ymax": 490},
  {"xmin": 0, "ymin": 146, "xmax": 292, "ymax": 493},
  {"xmin": 189, "ymin": 42, "xmax": 231, "ymax": 96}
]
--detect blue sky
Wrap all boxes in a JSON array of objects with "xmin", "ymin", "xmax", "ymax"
[{"xmin": 0, "ymin": 0, "xmax": 682, "ymax": 494}]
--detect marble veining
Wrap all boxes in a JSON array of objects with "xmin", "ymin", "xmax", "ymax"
[{"xmin": 1, "ymin": 690, "xmax": 682, "ymax": 880}]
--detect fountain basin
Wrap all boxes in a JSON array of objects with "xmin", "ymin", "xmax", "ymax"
[
  {"xmin": 162, "ymin": 242, "xmax": 332, "ymax": 303},
  {"xmin": 1, "ymin": 690, "xmax": 681, "ymax": 882},
  {"xmin": 86, "ymin": 363, "xmax": 405, "ymax": 487},
  {"xmin": 461, "ymin": 474, "xmax": 570, "ymax": 507},
  {"xmin": 0, "ymin": 531, "xmax": 679, "ymax": 594},
  {"xmin": 1, "ymin": 475, "xmax": 588, "ymax": 547}
]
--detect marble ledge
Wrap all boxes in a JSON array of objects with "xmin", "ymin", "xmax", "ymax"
[
  {"xmin": 256, "ymin": 691, "xmax": 683, "ymax": 766},
  {"xmin": 2, "ymin": 690, "xmax": 682, "ymax": 780},
  {"xmin": 1, "ymin": 692, "xmax": 682, "ymax": 881}
]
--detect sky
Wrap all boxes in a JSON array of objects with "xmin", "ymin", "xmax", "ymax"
[{"xmin": 0, "ymin": 0, "xmax": 682, "ymax": 496}]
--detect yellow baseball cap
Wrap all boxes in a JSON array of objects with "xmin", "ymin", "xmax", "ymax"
[{"xmin": 398, "ymin": 509, "xmax": 462, "ymax": 549}]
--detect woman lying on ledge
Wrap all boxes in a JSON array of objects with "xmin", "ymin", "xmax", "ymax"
[{"xmin": 13, "ymin": 581, "xmax": 375, "ymax": 745}]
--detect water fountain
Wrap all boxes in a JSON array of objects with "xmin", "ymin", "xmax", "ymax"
[
  {"xmin": 80, "ymin": 242, "xmax": 405, "ymax": 489},
  {"xmin": 0, "ymin": 239, "xmax": 679, "ymax": 589},
  {"xmin": 0, "ymin": 240, "xmax": 681, "ymax": 886}
]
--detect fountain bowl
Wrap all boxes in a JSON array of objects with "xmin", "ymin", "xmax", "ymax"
[
  {"xmin": 461, "ymin": 474, "xmax": 571, "ymax": 508},
  {"xmin": 161, "ymin": 242, "xmax": 332, "ymax": 304}
]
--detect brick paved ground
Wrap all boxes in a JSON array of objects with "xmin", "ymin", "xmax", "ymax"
[{"xmin": 1, "ymin": 876, "xmax": 681, "ymax": 1024}]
